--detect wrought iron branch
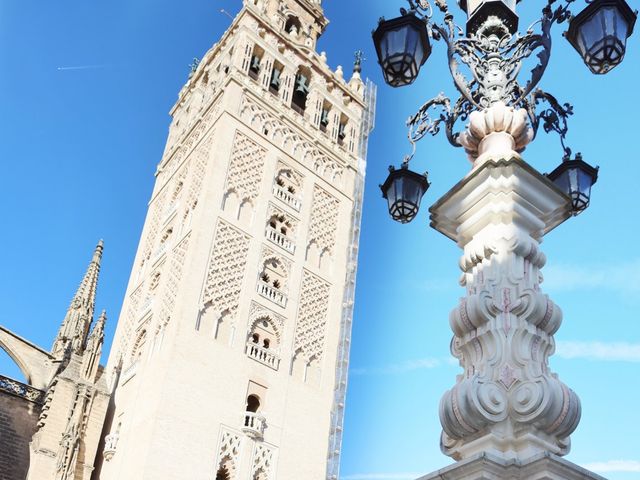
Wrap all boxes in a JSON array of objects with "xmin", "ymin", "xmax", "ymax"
[
  {"xmin": 527, "ymin": 89, "xmax": 575, "ymax": 159},
  {"xmin": 406, "ymin": 91, "xmax": 474, "ymax": 161},
  {"xmin": 407, "ymin": 93, "xmax": 452, "ymax": 145},
  {"xmin": 403, "ymin": 0, "xmax": 577, "ymax": 111},
  {"xmin": 404, "ymin": 0, "xmax": 432, "ymax": 18}
]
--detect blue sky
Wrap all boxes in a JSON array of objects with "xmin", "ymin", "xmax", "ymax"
[{"xmin": 1, "ymin": 1, "xmax": 639, "ymax": 479}]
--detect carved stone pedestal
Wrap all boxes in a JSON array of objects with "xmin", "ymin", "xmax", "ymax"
[
  {"xmin": 417, "ymin": 453, "xmax": 607, "ymax": 480},
  {"xmin": 430, "ymin": 156, "xmax": 580, "ymax": 462},
  {"xmin": 417, "ymin": 100, "xmax": 605, "ymax": 480}
]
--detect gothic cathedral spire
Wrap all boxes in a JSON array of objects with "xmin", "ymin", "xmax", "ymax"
[{"xmin": 52, "ymin": 240, "xmax": 104, "ymax": 359}]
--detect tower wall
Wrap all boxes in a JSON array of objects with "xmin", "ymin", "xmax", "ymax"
[{"xmin": 98, "ymin": 1, "xmax": 371, "ymax": 479}]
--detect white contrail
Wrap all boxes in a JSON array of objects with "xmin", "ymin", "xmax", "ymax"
[{"xmin": 57, "ymin": 65, "xmax": 106, "ymax": 71}]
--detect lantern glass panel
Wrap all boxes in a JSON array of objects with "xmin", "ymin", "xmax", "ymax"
[
  {"xmin": 380, "ymin": 167, "xmax": 430, "ymax": 224},
  {"xmin": 373, "ymin": 15, "xmax": 431, "ymax": 87},
  {"xmin": 381, "ymin": 25, "xmax": 421, "ymax": 86},
  {"xmin": 568, "ymin": 0, "xmax": 637, "ymax": 74},
  {"xmin": 548, "ymin": 159, "xmax": 599, "ymax": 214}
]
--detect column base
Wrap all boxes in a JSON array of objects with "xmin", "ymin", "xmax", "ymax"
[{"xmin": 417, "ymin": 452, "xmax": 607, "ymax": 480}]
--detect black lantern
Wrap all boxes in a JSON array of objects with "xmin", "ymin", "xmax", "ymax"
[
  {"xmin": 380, "ymin": 165, "xmax": 430, "ymax": 223},
  {"xmin": 372, "ymin": 13, "xmax": 431, "ymax": 87},
  {"xmin": 547, "ymin": 154, "xmax": 599, "ymax": 214},
  {"xmin": 566, "ymin": 0, "xmax": 637, "ymax": 74}
]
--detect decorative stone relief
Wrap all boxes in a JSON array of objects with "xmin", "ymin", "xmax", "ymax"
[
  {"xmin": 440, "ymin": 233, "xmax": 580, "ymax": 460},
  {"xmin": 307, "ymin": 186, "xmax": 339, "ymax": 254},
  {"xmin": 225, "ymin": 132, "xmax": 267, "ymax": 204},
  {"xmin": 162, "ymin": 97, "xmax": 223, "ymax": 176},
  {"xmin": 118, "ymin": 285, "xmax": 143, "ymax": 362},
  {"xmin": 293, "ymin": 270, "xmax": 331, "ymax": 362},
  {"xmin": 216, "ymin": 427, "xmax": 243, "ymax": 478},
  {"xmin": 251, "ymin": 443, "xmax": 276, "ymax": 480},
  {"xmin": 158, "ymin": 233, "xmax": 192, "ymax": 327},
  {"xmin": 202, "ymin": 220, "xmax": 252, "ymax": 316},
  {"xmin": 431, "ymin": 157, "xmax": 581, "ymax": 462},
  {"xmin": 185, "ymin": 133, "xmax": 214, "ymax": 212},
  {"xmin": 239, "ymin": 95, "xmax": 346, "ymax": 183},
  {"xmin": 141, "ymin": 189, "xmax": 168, "ymax": 266}
]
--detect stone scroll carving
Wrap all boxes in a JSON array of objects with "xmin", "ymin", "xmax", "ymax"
[{"xmin": 431, "ymin": 158, "xmax": 580, "ymax": 462}]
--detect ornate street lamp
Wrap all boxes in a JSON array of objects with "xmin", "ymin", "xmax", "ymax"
[
  {"xmin": 380, "ymin": 164, "xmax": 430, "ymax": 223},
  {"xmin": 548, "ymin": 153, "xmax": 599, "ymax": 214},
  {"xmin": 370, "ymin": 0, "xmax": 633, "ymax": 478},
  {"xmin": 373, "ymin": 0, "xmax": 636, "ymax": 223},
  {"xmin": 372, "ymin": 11, "xmax": 431, "ymax": 87},
  {"xmin": 566, "ymin": 0, "xmax": 637, "ymax": 74}
]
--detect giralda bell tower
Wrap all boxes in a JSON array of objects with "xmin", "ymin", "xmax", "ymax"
[{"xmin": 95, "ymin": 0, "xmax": 375, "ymax": 479}]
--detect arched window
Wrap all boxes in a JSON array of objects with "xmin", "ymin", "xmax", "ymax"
[
  {"xmin": 260, "ymin": 258, "xmax": 286, "ymax": 291},
  {"xmin": 172, "ymin": 180, "xmax": 184, "ymax": 202},
  {"xmin": 267, "ymin": 214, "xmax": 291, "ymax": 237},
  {"xmin": 291, "ymin": 67, "xmax": 311, "ymax": 115},
  {"xmin": 149, "ymin": 271, "xmax": 161, "ymax": 291},
  {"xmin": 270, "ymin": 61, "xmax": 284, "ymax": 95},
  {"xmin": 246, "ymin": 394, "xmax": 260, "ymax": 413},
  {"xmin": 320, "ymin": 102, "xmax": 332, "ymax": 133},
  {"xmin": 249, "ymin": 46, "xmax": 264, "ymax": 81},
  {"xmin": 130, "ymin": 330, "xmax": 148, "ymax": 363},
  {"xmin": 246, "ymin": 316, "xmax": 281, "ymax": 368},
  {"xmin": 285, "ymin": 16, "xmax": 302, "ymax": 36}
]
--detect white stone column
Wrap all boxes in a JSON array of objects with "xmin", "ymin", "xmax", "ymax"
[
  {"xmin": 429, "ymin": 102, "xmax": 587, "ymax": 470},
  {"xmin": 280, "ymin": 66, "xmax": 296, "ymax": 105}
]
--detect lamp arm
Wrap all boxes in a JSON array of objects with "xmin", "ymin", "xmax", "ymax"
[
  {"xmin": 407, "ymin": 93, "xmax": 452, "ymax": 147},
  {"xmin": 527, "ymin": 89, "xmax": 575, "ymax": 159},
  {"xmin": 431, "ymin": 23, "xmax": 482, "ymax": 109},
  {"xmin": 407, "ymin": 91, "xmax": 473, "ymax": 156},
  {"xmin": 512, "ymin": 0, "xmax": 576, "ymax": 104}
]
